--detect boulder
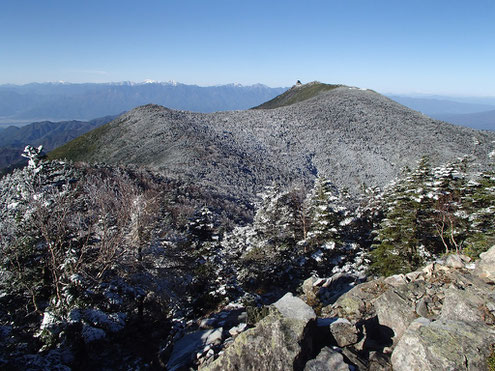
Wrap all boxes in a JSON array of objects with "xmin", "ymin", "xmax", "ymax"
[
  {"xmin": 374, "ymin": 282, "xmax": 423, "ymax": 344},
  {"xmin": 391, "ymin": 317, "xmax": 495, "ymax": 370},
  {"xmin": 476, "ymin": 245, "xmax": 495, "ymax": 282},
  {"xmin": 302, "ymin": 276, "xmax": 318, "ymax": 304},
  {"xmin": 329, "ymin": 318, "xmax": 359, "ymax": 347},
  {"xmin": 383, "ymin": 274, "xmax": 407, "ymax": 287},
  {"xmin": 273, "ymin": 293, "xmax": 316, "ymax": 322},
  {"xmin": 319, "ymin": 273, "xmax": 360, "ymax": 305},
  {"xmin": 228, "ymin": 323, "xmax": 247, "ymax": 337},
  {"xmin": 302, "ymin": 276, "xmax": 318, "ymax": 292},
  {"xmin": 440, "ymin": 286, "xmax": 487, "ymax": 323},
  {"xmin": 445, "ymin": 254, "xmax": 464, "ymax": 269},
  {"xmin": 206, "ymin": 327, "xmax": 223, "ymax": 346},
  {"xmin": 324, "ymin": 279, "xmax": 389, "ymax": 321},
  {"xmin": 202, "ymin": 294, "xmax": 316, "ymax": 371},
  {"xmin": 303, "ymin": 347, "xmax": 349, "ymax": 371}
]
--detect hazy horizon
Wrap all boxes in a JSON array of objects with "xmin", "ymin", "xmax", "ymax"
[
  {"xmin": 2, "ymin": 0, "xmax": 494, "ymax": 96},
  {"xmin": 3, "ymin": 79, "xmax": 495, "ymax": 100}
]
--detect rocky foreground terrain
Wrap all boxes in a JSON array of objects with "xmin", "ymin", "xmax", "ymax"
[{"xmin": 198, "ymin": 248, "xmax": 495, "ymax": 370}]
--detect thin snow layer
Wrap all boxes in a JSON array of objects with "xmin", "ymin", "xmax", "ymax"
[{"xmin": 59, "ymin": 87, "xmax": 495, "ymax": 199}]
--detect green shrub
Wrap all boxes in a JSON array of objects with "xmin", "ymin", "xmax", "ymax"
[{"xmin": 488, "ymin": 344, "xmax": 495, "ymax": 371}]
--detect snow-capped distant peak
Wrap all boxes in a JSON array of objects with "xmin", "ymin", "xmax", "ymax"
[
  {"xmin": 215, "ymin": 82, "xmax": 244, "ymax": 88},
  {"xmin": 143, "ymin": 79, "xmax": 157, "ymax": 84}
]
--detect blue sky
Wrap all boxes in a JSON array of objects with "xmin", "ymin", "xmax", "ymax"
[{"xmin": 1, "ymin": 0, "xmax": 494, "ymax": 95}]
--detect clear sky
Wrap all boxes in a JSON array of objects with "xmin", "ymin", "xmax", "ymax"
[{"xmin": 1, "ymin": 0, "xmax": 494, "ymax": 95}]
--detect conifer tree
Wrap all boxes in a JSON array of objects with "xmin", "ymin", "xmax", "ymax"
[
  {"xmin": 370, "ymin": 157, "xmax": 435, "ymax": 275},
  {"xmin": 462, "ymin": 169, "xmax": 495, "ymax": 257},
  {"xmin": 252, "ymin": 184, "xmax": 309, "ymax": 249},
  {"xmin": 431, "ymin": 158, "xmax": 470, "ymax": 254},
  {"xmin": 306, "ymin": 176, "xmax": 342, "ymax": 248},
  {"xmin": 370, "ymin": 180, "xmax": 423, "ymax": 275},
  {"xmin": 187, "ymin": 206, "xmax": 219, "ymax": 248}
]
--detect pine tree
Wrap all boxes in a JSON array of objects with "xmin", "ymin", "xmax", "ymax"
[
  {"xmin": 462, "ymin": 169, "xmax": 495, "ymax": 257},
  {"xmin": 370, "ymin": 181, "xmax": 423, "ymax": 275},
  {"xmin": 430, "ymin": 158, "xmax": 470, "ymax": 254},
  {"xmin": 237, "ymin": 184, "xmax": 310, "ymax": 289},
  {"xmin": 252, "ymin": 184, "xmax": 307, "ymax": 249},
  {"xmin": 187, "ymin": 206, "xmax": 219, "ymax": 247},
  {"xmin": 306, "ymin": 176, "xmax": 343, "ymax": 248},
  {"xmin": 370, "ymin": 157, "xmax": 436, "ymax": 275}
]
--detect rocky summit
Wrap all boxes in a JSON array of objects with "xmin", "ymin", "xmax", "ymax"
[{"xmin": 49, "ymin": 82, "xmax": 495, "ymax": 199}]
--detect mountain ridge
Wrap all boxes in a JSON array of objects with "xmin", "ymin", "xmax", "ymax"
[
  {"xmin": 0, "ymin": 115, "xmax": 118, "ymax": 172},
  {"xmin": 431, "ymin": 109, "xmax": 495, "ymax": 131},
  {"xmin": 252, "ymin": 81, "xmax": 342, "ymax": 109},
  {"xmin": 49, "ymin": 84, "xmax": 495, "ymax": 199},
  {"xmin": 0, "ymin": 82, "xmax": 287, "ymax": 122}
]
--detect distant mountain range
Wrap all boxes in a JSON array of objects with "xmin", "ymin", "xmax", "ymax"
[
  {"xmin": 0, "ymin": 82, "xmax": 287, "ymax": 123},
  {"xmin": 388, "ymin": 95, "xmax": 495, "ymax": 130},
  {"xmin": 50, "ymin": 82, "xmax": 495, "ymax": 199},
  {"xmin": 431, "ymin": 110, "xmax": 495, "ymax": 131},
  {"xmin": 0, "ymin": 115, "xmax": 117, "ymax": 172}
]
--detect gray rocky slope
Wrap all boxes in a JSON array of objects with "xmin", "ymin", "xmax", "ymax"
[{"xmin": 50, "ymin": 85, "xmax": 495, "ymax": 199}]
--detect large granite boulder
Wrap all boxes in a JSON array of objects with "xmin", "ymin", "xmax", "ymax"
[
  {"xmin": 440, "ymin": 285, "xmax": 491, "ymax": 323},
  {"xmin": 476, "ymin": 245, "xmax": 495, "ymax": 282},
  {"xmin": 373, "ymin": 281, "xmax": 424, "ymax": 345},
  {"xmin": 273, "ymin": 293, "xmax": 317, "ymax": 322},
  {"xmin": 323, "ymin": 279, "xmax": 390, "ymax": 321},
  {"xmin": 202, "ymin": 293, "xmax": 316, "ymax": 371},
  {"xmin": 391, "ymin": 317, "xmax": 495, "ymax": 370}
]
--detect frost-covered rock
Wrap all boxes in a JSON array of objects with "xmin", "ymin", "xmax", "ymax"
[
  {"xmin": 167, "ymin": 328, "xmax": 224, "ymax": 371},
  {"xmin": 83, "ymin": 309, "xmax": 126, "ymax": 333}
]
